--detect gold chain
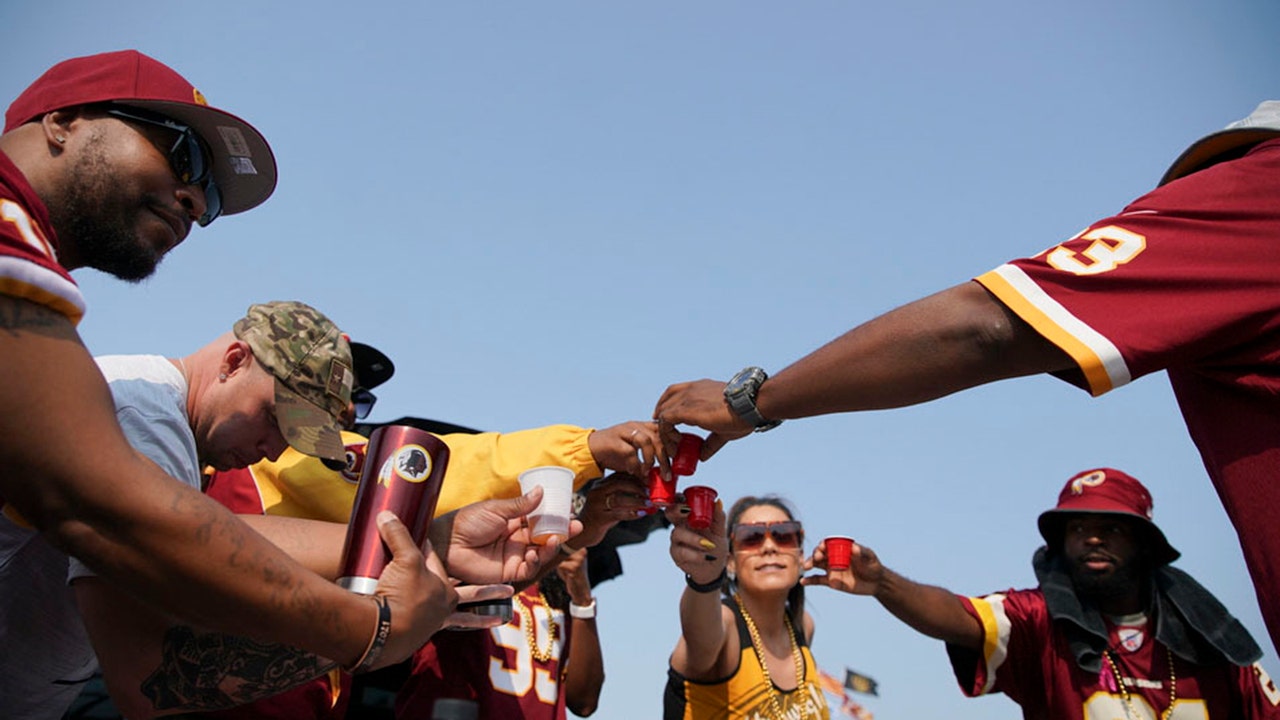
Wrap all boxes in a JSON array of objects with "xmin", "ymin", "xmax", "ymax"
[
  {"xmin": 519, "ymin": 589, "xmax": 561, "ymax": 663},
  {"xmin": 1103, "ymin": 645, "xmax": 1177, "ymax": 720},
  {"xmin": 735, "ymin": 593, "xmax": 807, "ymax": 720}
]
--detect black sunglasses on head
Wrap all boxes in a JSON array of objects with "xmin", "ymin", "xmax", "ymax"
[
  {"xmin": 352, "ymin": 388, "xmax": 377, "ymax": 420},
  {"xmin": 731, "ymin": 521, "xmax": 804, "ymax": 551},
  {"xmin": 103, "ymin": 104, "xmax": 222, "ymax": 226}
]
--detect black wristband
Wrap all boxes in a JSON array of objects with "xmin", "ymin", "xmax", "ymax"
[
  {"xmin": 344, "ymin": 595, "xmax": 391, "ymax": 674},
  {"xmin": 685, "ymin": 568, "xmax": 726, "ymax": 594}
]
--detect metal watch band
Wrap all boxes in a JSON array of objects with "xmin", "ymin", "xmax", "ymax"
[{"xmin": 724, "ymin": 366, "xmax": 783, "ymax": 432}]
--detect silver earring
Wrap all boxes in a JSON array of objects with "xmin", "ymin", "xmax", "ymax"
[
  {"xmin": 56, "ymin": 136, "xmax": 66, "ymax": 144},
  {"xmin": 218, "ymin": 373, "xmax": 227, "ymax": 381}
]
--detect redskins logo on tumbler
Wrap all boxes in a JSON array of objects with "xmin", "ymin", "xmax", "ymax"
[{"xmin": 392, "ymin": 445, "xmax": 431, "ymax": 483}]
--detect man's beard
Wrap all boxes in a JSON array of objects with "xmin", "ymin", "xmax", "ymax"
[
  {"xmin": 1068, "ymin": 556, "xmax": 1145, "ymax": 603},
  {"xmin": 50, "ymin": 131, "xmax": 165, "ymax": 282}
]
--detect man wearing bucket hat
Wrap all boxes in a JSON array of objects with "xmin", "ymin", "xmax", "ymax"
[
  {"xmin": 656, "ymin": 101, "xmax": 1280, "ymax": 651},
  {"xmin": 0, "ymin": 50, "xmax": 442, "ymax": 697},
  {"xmin": 804, "ymin": 468, "xmax": 1280, "ymax": 718}
]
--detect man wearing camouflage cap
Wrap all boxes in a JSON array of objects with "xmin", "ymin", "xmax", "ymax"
[{"xmin": 0, "ymin": 300, "xmax": 392, "ymax": 718}]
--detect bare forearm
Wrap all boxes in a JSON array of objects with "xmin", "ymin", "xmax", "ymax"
[
  {"xmin": 564, "ymin": 619, "xmax": 604, "ymax": 716},
  {"xmin": 677, "ymin": 589, "xmax": 727, "ymax": 675},
  {"xmin": 873, "ymin": 568, "xmax": 983, "ymax": 650},
  {"xmin": 757, "ymin": 282, "xmax": 1073, "ymax": 421},
  {"xmin": 238, "ymin": 515, "xmax": 348, "ymax": 580}
]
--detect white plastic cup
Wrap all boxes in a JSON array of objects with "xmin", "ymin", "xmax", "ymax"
[{"xmin": 517, "ymin": 466, "xmax": 575, "ymax": 545}]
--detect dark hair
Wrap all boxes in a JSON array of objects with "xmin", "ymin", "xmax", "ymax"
[{"xmin": 725, "ymin": 495, "xmax": 806, "ymax": 630}]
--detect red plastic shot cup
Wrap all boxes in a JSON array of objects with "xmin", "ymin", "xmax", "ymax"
[
  {"xmin": 671, "ymin": 432, "xmax": 704, "ymax": 477},
  {"xmin": 647, "ymin": 466, "xmax": 678, "ymax": 508},
  {"xmin": 338, "ymin": 425, "xmax": 450, "ymax": 595},
  {"xmin": 824, "ymin": 536, "xmax": 854, "ymax": 571},
  {"xmin": 683, "ymin": 485, "xmax": 718, "ymax": 530}
]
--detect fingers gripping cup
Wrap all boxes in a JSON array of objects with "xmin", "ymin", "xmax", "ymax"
[
  {"xmin": 517, "ymin": 466, "xmax": 575, "ymax": 545},
  {"xmin": 824, "ymin": 536, "xmax": 854, "ymax": 571},
  {"xmin": 338, "ymin": 425, "xmax": 450, "ymax": 595},
  {"xmin": 647, "ymin": 466, "xmax": 678, "ymax": 508},
  {"xmin": 683, "ymin": 485, "xmax": 718, "ymax": 531},
  {"xmin": 671, "ymin": 432, "xmax": 704, "ymax": 477}
]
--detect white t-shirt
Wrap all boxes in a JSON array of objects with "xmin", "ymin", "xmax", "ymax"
[{"xmin": 0, "ymin": 354, "xmax": 195, "ymax": 719}]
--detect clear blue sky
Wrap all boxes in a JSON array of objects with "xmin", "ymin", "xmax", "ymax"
[{"xmin": 5, "ymin": 2, "xmax": 1278, "ymax": 718}]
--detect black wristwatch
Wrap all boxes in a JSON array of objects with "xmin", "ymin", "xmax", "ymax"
[{"xmin": 723, "ymin": 366, "xmax": 783, "ymax": 432}]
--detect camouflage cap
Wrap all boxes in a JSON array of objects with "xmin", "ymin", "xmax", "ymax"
[{"xmin": 233, "ymin": 301, "xmax": 353, "ymax": 464}]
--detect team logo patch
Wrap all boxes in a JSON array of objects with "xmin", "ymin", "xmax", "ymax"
[
  {"xmin": 1070, "ymin": 470, "xmax": 1107, "ymax": 495},
  {"xmin": 1118, "ymin": 627, "xmax": 1145, "ymax": 652},
  {"xmin": 341, "ymin": 443, "xmax": 365, "ymax": 484}
]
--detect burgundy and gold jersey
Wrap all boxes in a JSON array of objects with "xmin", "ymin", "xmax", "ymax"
[
  {"xmin": 664, "ymin": 600, "xmax": 830, "ymax": 720},
  {"xmin": 0, "ymin": 152, "xmax": 83, "ymax": 324},
  {"xmin": 973, "ymin": 138, "xmax": 1280, "ymax": 648},
  {"xmin": 396, "ymin": 587, "xmax": 572, "ymax": 720},
  {"xmin": 949, "ymin": 588, "xmax": 1280, "ymax": 719}
]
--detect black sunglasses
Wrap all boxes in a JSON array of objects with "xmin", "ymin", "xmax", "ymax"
[
  {"xmin": 731, "ymin": 521, "xmax": 804, "ymax": 552},
  {"xmin": 352, "ymin": 387, "xmax": 377, "ymax": 420},
  {"xmin": 104, "ymin": 104, "xmax": 222, "ymax": 226}
]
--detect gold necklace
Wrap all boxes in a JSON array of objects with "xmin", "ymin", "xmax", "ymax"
[
  {"xmin": 735, "ymin": 593, "xmax": 807, "ymax": 720},
  {"xmin": 519, "ymin": 589, "xmax": 560, "ymax": 663},
  {"xmin": 1103, "ymin": 645, "xmax": 1177, "ymax": 720}
]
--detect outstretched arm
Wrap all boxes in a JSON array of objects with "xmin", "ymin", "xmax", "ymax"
[
  {"xmin": 804, "ymin": 538, "xmax": 983, "ymax": 650},
  {"xmin": 668, "ymin": 501, "xmax": 734, "ymax": 680},
  {"xmin": 655, "ymin": 282, "xmax": 1074, "ymax": 455}
]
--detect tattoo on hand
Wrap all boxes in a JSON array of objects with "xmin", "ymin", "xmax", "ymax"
[{"xmin": 141, "ymin": 626, "xmax": 337, "ymax": 711}]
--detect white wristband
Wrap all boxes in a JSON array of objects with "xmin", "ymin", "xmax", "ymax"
[{"xmin": 568, "ymin": 598, "xmax": 597, "ymax": 619}]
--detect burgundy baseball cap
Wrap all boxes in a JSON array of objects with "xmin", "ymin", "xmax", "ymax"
[
  {"xmin": 1037, "ymin": 467, "xmax": 1180, "ymax": 564},
  {"xmin": 4, "ymin": 50, "xmax": 276, "ymax": 217},
  {"xmin": 1159, "ymin": 100, "xmax": 1280, "ymax": 186}
]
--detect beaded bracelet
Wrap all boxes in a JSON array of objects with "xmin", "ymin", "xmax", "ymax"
[
  {"xmin": 685, "ymin": 568, "xmax": 727, "ymax": 594},
  {"xmin": 344, "ymin": 594, "xmax": 392, "ymax": 674}
]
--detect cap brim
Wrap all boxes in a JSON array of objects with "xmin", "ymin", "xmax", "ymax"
[
  {"xmin": 116, "ymin": 99, "xmax": 277, "ymax": 216},
  {"xmin": 1159, "ymin": 128, "xmax": 1280, "ymax": 186},
  {"xmin": 350, "ymin": 341, "xmax": 395, "ymax": 390},
  {"xmin": 1037, "ymin": 509, "xmax": 1180, "ymax": 564},
  {"xmin": 274, "ymin": 379, "xmax": 345, "ymax": 463}
]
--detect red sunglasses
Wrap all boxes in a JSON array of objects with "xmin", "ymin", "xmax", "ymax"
[{"xmin": 732, "ymin": 521, "xmax": 804, "ymax": 551}]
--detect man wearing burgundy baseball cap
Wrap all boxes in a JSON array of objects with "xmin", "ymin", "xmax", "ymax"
[
  {"xmin": 803, "ymin": 467, "xmax": 1279, "ymax": 719},
  {"xmin": 0, "ymin": 51, "xmax": 449, "ymax": 694}
]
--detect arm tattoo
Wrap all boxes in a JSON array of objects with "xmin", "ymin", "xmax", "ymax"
[
  {"xmin": 0, "ymin": 295, "xmax": 68, "ymax": 336},
  {"xmin": 140, "ymin": 625, "xmax": 338, "ymax": 711}
]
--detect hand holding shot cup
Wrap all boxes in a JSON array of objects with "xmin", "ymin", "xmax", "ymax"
[
  {"xmin": 682, "ymin": 485, "xmax": 718, "ymax": 531},
  {"xmin": 517, "ymin": 466, "xmax": 575, "ymax": 545},
  {"xmin": 671, "ymin": 432, "xmax": 705, "ymax": 476}
]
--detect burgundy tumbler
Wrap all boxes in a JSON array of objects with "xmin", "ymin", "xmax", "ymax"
[{"xmin": 338, "ymin": 425, "xmax": 449, "ymax": 595}]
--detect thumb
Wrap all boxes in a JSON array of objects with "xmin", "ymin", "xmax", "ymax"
[
  {"xmin": 422, "ymin": 537, "xmax": 448, "ymax": 579},
  {"xmin": 377, "ymin": 511, "xmax": 420, "ymax": 558},
  {"xmin": 500, "ymin": 486, "xmax": 545, "ymax": 518}
]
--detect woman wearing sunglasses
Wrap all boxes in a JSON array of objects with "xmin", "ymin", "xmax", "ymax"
[{"xmin": 664, "ymin": 495, "xmax": 830, "ymax": 719}]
